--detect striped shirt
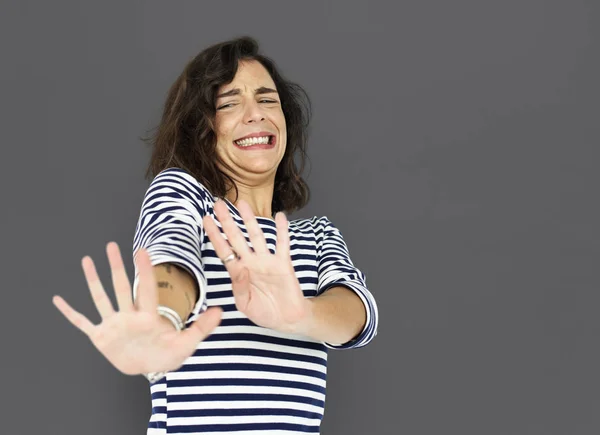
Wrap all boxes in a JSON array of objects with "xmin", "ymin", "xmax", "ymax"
[{"xmin": 132, "ymin": 167, "xmax": 378, "ymax": 434}]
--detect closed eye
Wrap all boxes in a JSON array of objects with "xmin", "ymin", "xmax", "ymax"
[{"xmin": 217, "ymin": 99, "xmax": 279, "ymax": 110}]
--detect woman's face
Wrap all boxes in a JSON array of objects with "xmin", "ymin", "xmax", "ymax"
[{"xmin": 214, "ymin": 60, "xmax": 287, "ymax": 185}]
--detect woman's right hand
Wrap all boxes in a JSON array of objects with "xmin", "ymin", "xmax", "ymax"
[{"xmin": 52, "ymin": 242, "xmax": 222, "ymax": 377}]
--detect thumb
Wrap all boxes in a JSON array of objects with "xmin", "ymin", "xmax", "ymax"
[{"xmin": 174, "ymin": 307, "xmax": 222, "ymax": 358}]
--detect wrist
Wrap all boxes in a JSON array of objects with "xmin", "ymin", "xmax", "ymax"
[
  {"xmin": 144, "ymin": 307, "xmax": 183, "ymax": 383},
  {"xmin": 157, "ymin": 305, "xmax": 184, "ymax": 331},
  {"xmin": 286, "ymin": 298, "xmax": 316, "ymax": 337}
]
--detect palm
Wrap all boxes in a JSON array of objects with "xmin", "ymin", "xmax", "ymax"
[
  {"xmin": 234, "ymin": 253, "xmax": 306, "ymax": 330},
  {"xmin": 86, "ymin": 310, "xmax": 183, "ymax": 374},
  {"xmin": 52, "ymin": 243, "xmax": 222, "ymax": 376},
  {"xmin": 203, "ymin": 199, "xmax": 311, "ymax": 334}
]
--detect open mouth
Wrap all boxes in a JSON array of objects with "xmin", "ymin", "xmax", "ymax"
[{"xmin": 233, "ymin": 135, "xmax": 276, "ymax": 148}]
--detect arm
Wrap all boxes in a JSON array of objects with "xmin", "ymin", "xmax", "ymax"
[
  {"xmin": 152, "ymin": 263, "xmax": 199, "ymax": 326},
  {"xmin": 309, "ymin": 217, "xmax": 379, "ymax": 349},
  {"xmin": 297, "ymin": 285, "xmax": 367, "ymax": 346},
  {"xmin": 132, "ymin": 168, "xmax": 210, "ymax": 326}
]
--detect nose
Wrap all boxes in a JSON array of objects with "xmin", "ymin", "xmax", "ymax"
[{"xmin": 244, "ymin": 100, "xmax": 266, "ymax": 124}]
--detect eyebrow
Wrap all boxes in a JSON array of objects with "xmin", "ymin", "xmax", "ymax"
[{"xmin": 216, "ymin": 86, "xmax": 278, "ymax": 100}]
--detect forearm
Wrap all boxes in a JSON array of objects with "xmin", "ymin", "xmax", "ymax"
[
  {"xmin": 300, "ymin": 286, "xmax": 367, "ymax": 345},
  {"xmin": 152, "ymin": 263, "xmax": 199, "ymax": 324}
]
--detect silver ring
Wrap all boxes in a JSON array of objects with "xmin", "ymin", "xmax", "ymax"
[{"xmin": 222, "ymin": 252, "xmax": 238, "ymax": 264}]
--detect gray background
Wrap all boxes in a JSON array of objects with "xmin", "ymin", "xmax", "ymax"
[{"xmin": 0, "ymin": 0, "xmax": 599, "ymax": 434}]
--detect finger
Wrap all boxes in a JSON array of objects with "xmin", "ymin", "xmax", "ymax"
[
  {"xmin": 213, "ymin": 199, "xmax": 252, "ymax": 258},
  {"xmin": 82, "ymin": 255, "xmax": 115, "ymax": 319},
  {"xmin": 202, "ymin": 213, "xmax": 245, "ymax": 275},
  {"xmin": 275, "ymin": 212, "xmax": 290, "ymax": 260},
  {"xmin": 106, "ymin": 242, "xmax": 134, "ymax": 312},
  {"xmin": 134, "ymin": 248, "xmax": 158, "ymax": 313},
  {"xmin": 52, "ymin": 295, "xmax": 96, "ymax": 336},
  {"xmin": 173, "ymin": 306, "xmax": 222, "ymax": 360},
  {"xmin": 237, "ymin": 200, "xmax": 269, "ymax": 255}
]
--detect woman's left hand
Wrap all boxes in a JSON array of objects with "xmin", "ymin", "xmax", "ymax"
[{"xmin": 202, "ymin": 199, "xmax": 312, "ymax": 335}]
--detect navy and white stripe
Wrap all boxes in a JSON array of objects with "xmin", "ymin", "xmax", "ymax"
[{"xmin": 132, "ymin": 167, "xmax": 378, "ymax": 434}]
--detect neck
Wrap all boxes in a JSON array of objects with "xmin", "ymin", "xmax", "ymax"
[{"xmin": 225, "ymin": 183, "xmax": 275, "ymax": 219}]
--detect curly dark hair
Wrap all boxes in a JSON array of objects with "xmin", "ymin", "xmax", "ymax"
[{"xmin": 140, "ymin": 36, "xmax": 312, "ymax": 215}]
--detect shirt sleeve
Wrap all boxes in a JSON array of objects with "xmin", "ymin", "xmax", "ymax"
[
  {"xmin": 132, "ymin": 167, "xmax": 210, "ymax": 325},
  {"xmin": 316, "ymin": 216, "xmax": 379, "ymax": 349}
]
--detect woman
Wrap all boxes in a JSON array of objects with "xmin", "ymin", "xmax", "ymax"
[{"xmin": 53, "ymin": 36, "xmax": 379, "ymax": 434}]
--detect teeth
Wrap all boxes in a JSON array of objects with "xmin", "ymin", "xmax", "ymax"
[{"xmin": 235, "ymin": 136, "xmax": 271, "ymax": 147}]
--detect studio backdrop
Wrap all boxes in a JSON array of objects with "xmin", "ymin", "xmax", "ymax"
[{"xmin": 1, "ymin": 1, "xmax": 599, "ymax": 434}]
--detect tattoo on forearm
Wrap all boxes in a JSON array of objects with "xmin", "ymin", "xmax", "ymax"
[
  {"xmin": 158, "ymin": 281, "xmax": 173, "ymax": 290},
  {"xmin": 158, "ymin": 277, "xmax": 193, "ymax": 313},
  {"xmin": 158, "ymin": 263, "xmax": 195, "ymax": 313},
  {"xmin": 164, "ymin": 263, "xmax": 187, "ymax": 276}
]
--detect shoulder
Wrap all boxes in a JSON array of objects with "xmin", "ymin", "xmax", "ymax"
[
  {"xmin": 140, "ymin": 167, "xmax": 218, "ymax": 218},
  {"xmin": 148, "ymin": 167, "xmax": 216, "ymax": 203},
  {"xmin": 151, "ymin": 167, "xmax": 214, "ymax": 197},
  {"xmin": 288, "ymin": 215, "xmax": 335, "ymax": 238}
]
